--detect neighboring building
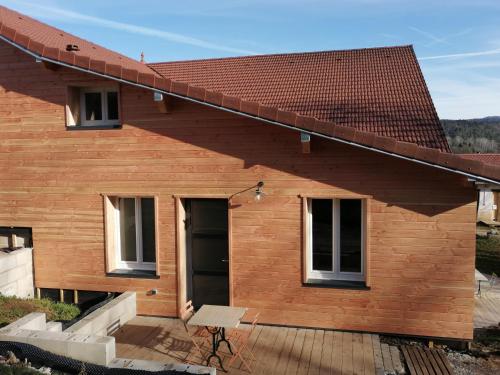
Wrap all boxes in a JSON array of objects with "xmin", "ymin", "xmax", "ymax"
[
  {"xmin": 461, "ymin": 154, "xmax": 500, "ymax": 224},
  {"xmin": 1, "ymin": 6, "xmax": 499, "ymax": 341}
]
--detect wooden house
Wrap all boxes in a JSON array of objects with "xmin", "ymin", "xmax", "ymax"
[{"xmin": 1, "ymin": 6, "xmax": 499, "ymax": 341}]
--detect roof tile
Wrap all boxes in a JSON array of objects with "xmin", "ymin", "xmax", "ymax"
[
  {"xmin": 149, "ymin": 47, "xmax": 450, "ymax": 152},
  {"xmin": 460, "ymin": 154, "xmax": 500, "ymax": 166},
  {"xmin": 276, "ymin": 110, "xmax": 297, "ymax": 126},
  {"xmin": 13, "ymin": 32, "xmax": 29, "ymax": 48},
  {"xmin": 205, "ymin": 90, "xmax": 223, "ymax": 106},
  {"xmin": 138, "ymin": 72, "xmax": 155, "ymax": 87},
  {"xmin": 187, "ymin": 85, "xmax": 206, "ymax": 101},
  {"xmin": 171, "ymin": 81, "xmax": 189, "ymax": 96},
  {"xmin": 89, "ymin": 59, "xmax": 106, "ymax": 74},
  {"xmin": 222, "ymin": 95, "xmax": 241, "ymax": 111},
  {"xmin": 258, "ymin": 105, "xmax": 278, "ymax": 121},
  {"xmin": 240, "ymin": 100, "xmax": 260, "ymax": 116},
  {"xmin": 42, "ymin": 46, "xmax": 59, "ymax": 60},
  {"xmin": 121, "ymin": 68, "xmax": 139, "ymax": 83}
]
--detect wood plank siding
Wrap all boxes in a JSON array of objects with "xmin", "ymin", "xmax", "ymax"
[{"xmin": 0, "ymin": 41, "xmax": 477, "ymax": 339}]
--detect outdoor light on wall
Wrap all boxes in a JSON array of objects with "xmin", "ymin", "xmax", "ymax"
[
  {"xmin": 254, "ymin": 181, "xmax": 265, "ymax": 202},
  {"xmin": 229, "ymin": 181, "xmax": 265, "ymax": 202}
]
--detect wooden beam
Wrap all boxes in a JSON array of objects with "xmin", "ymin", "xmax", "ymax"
[
  {"xmin": 42, "ymin": 61, "xmax": 60, "ymax": 71},
  {"xmin": 301, "ymin": 132, "xmax": 311, "ymax": 154}
]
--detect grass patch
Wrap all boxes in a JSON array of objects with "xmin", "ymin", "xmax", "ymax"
[
  {"xmin": 0, "ymin": 295, "xmax": 80, "ymax": 327},
  {"xmin": 476, "ymin": 235, "xmax": 500, "ymax": 276}
]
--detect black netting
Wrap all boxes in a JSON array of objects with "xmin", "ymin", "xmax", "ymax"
[{"xmin": 0, "ymin": 341, "xmax": 197, "ymax": 375}]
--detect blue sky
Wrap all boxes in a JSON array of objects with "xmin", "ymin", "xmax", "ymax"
[{"xmin": 2, "ymin": 0, "xmax": 500, "ymax": 119}]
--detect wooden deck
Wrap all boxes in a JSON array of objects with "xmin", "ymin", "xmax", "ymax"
[
  {"xmin": 113, "ymin": 316, "xmax": 403, "ymax": 374},
  {"xmin": 474, "ymin": 283, "xmax": 500, "ymax": 329}
]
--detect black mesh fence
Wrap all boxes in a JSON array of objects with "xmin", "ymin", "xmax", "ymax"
[{"xmin": 0, "ymin": 341, "xmax": 197, "ymax": 375}]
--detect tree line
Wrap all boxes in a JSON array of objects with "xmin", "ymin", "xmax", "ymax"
[{"xmin": 441, "ymin": 117, "xmax": 500, "ymax": 153}]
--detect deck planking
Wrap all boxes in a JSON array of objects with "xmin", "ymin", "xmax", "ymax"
[
  {"xmin": 474, "ymin": 288, "xmax": 500, "ymax": 329},
  {"xmin": 113, "ymin": 316, "xmax": 395, "ymax": 375}
]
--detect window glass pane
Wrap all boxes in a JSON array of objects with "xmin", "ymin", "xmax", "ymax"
[
  {"xmin": 339, "ymin": 199, "xmax": 362, "ymax": 273},
  {"xmin": 312, "ymin": 199, "xmax": 333, "ymax": 271},
  {"xmin": 141, "ymin": 198, "xmax": 156, "ymax": 263},
  {"xmin": 119, "ymin": 198, "xmax": 137, "ymax": 262},
  {"xmin": 84, "ymin": 92, "xmax": 102, "ymax": 121},
  {"xmin": 107, "ymin": 91, "xmax": 119, "ymax": 120}
]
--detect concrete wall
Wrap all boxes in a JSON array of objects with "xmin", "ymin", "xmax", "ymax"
[
  {"xmin": 0, "ymin": 308, "xmax": 213, "ymax": 373},
  {"xmin": 65, "ymin": 291, "xmax": 136, "ymax": 336},
  {"xmin": 0, "ymin": 248, "xmax": 34, "ymax": 298}
]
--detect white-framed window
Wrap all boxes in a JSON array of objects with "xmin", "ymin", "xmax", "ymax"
[
  {"xmin": 305, "ymin": 198, "xmax": 365, "ymax": 282},
  {"xmin": 72, "ymin": 87, "xmax": 120, "ymax": 126},
  {"xmin": 113, "ymin": 197, "xmax": 157, "ymax": 271}
]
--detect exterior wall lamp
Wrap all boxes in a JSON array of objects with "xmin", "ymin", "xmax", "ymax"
[
  {"xmin": 254, "ymin": 181, "xmax": 265, "ymax": 202},
  {"xmin": 229, "ymin": 181, "xmax": 265, "ymax": 202}
]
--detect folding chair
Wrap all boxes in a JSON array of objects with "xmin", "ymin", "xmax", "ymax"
[
  {"xmin": 226, "ymin": 312, "xmax": 260, "ymax": 372},
  {"xmin": 180, "ymin": 300, "xmax": 209, "ymax": 359}
]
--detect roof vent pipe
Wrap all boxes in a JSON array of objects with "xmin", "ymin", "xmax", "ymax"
[{"xmin": 66, "ymin": 44, "xmax": 80, "ymax": 52}]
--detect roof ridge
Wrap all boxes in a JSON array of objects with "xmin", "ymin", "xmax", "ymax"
[{"xmin": 147, "ymin": 45, "xmax": 414, "ymax": 66}]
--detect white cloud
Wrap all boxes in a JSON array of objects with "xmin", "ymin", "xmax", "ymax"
[
  {"xmin": 419, "ymin": 48, "xmax": 500, "ymax": 60},
  {"xmin": 5, "ymin": 0, "xmax": 259, "ymax": 55}
]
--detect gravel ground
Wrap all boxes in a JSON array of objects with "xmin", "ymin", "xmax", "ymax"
[
  {"xmin": 446, "ymin": 350, "xmax": 499, "ymax": 375},
  {"xmin": 380, "ymin": 326, "xmax": 500, "ymax": 375}
]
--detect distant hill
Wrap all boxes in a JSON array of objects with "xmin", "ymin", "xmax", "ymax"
[{"xmin": 441, "ymin": 117, "xmax": 500, "ymax": 153}]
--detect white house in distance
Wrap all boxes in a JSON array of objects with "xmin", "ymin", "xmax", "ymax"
[{"xmin": 461, "ymin": 154, "xmax": 500, "ymax": 224}]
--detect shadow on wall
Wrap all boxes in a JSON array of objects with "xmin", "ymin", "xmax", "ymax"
[{"xmin": 0, "ymin": 42, "xmax": 476, "ymax": 220}]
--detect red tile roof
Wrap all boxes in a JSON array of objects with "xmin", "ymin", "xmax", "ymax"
[
  {"xmin": 0, "ymin": 6, "xmax": 159, "ymax": 79},
  {"xmin": 1, "ymin": 5, "xmax": 500, "ymax": 183},
  {"xmin": 460, "ymin": 154, "xmax": 500, "ymax": 166},
  {"xmin": 149, "ymin": 48, "xmax": 450, "ymax": 152}
]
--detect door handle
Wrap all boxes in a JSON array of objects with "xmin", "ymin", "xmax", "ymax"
[{"xmin": 221, "ymin": 259, "xmax": 229, "ymax": 263}]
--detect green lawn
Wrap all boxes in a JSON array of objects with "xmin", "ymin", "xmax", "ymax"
[
  {"xmin": 476, "ymin": 235, "xmax": 500, "ymax": 276},
  {"xmin": 0, "ymin": 295, "xmax": 80, "ymax": 327}
]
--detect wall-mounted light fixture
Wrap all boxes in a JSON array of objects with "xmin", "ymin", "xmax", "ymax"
[
  {"xmin": 255, "ymin": 181, "xmax": 265, "ymax": 202},
  {"xmin": 229, "ymin": 181, "xmax": 266, "ymax": 202}
]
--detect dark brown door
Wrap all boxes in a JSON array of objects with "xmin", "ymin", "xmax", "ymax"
[{"xmin": 186, "ymin": 199, "xmax": 229, "ymax": 309}]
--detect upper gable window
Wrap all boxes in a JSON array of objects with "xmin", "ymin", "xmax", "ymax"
[{"xmin": 66, "ymin": 86, "xmax": 120, "ymax": 128}]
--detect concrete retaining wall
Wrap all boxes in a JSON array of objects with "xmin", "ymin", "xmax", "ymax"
[
  {"xmin": 64, "ymin": 291, "xmax": 136, "ymax": 336},
  {"xmin": 0, "ymin": 292, "xmax": 213, "ymax": 372},
  {"xmin": 0, "ymin": 312, "xmax": 115, "ymax": 365},
  {"xmin": 0, "ymin": 248, "xmax": 34, "ymax": 298}
]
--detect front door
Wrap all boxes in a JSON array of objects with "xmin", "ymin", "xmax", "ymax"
[{"xmin": 186, "ymin": 199, "xmax": 229, "ymax": 309}]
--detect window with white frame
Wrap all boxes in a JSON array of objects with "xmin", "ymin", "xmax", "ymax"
[
  {"xmin": 66, "ymin": 86, "xmax": 120, "ymax": 127},
  {"xmin": 107, "ymin": 197, "xmax": 157, "ymax": 271},
  {"xmin": 305, "ymin": 198, "xmax": 365, "ymax": 282},
  {"xmin": 81, "ymin": 88, "xmax": 119, "ymax": 126}
]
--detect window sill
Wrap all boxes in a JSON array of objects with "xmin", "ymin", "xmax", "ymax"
[
  {"xmin": 107, "ymin": 269, "xmax": 159, "ymax": 279},
  {"xmin": 66, "ymin": 124, "xmax": 122, "ymax": 130},
  {"xmin": 303, "ymin": 278, "xmax": 370, "ymax": 290}
]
